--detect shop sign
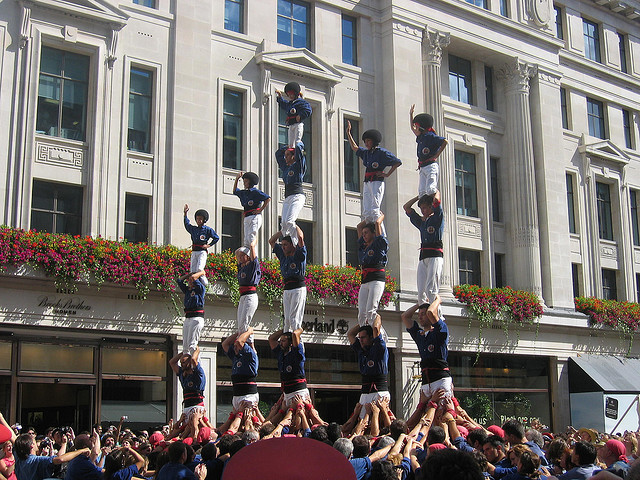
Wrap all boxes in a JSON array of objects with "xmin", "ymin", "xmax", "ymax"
[
  {"xmin": 37, "ymin": 295, "xmax": 92, "ymax": 316},
  {"xmin": 302, "ymin": 318, "xmax": 349, "ymax": 335},
  {"xmin": 605, "ymin": 397, "xmax": 618, "ymax": 419}
]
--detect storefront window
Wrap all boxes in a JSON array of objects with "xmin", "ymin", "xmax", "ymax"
[
  {"xmin": 0, "ymin": 342, "xmax": 11, "ymax": 370},
  {"xmin": 449, "ymin": 352, "xmax": 551, "ymax": 427},
  {"xmin": 102, "ymin": 348, "xmax": 167, "ymax": 377},
  {"xmin": 216, "ymin": 341, "xmax": 394, "ymax": 423},
  {"xmin": 20, "ymin": 343, "xmax": 94, "ymax": 374},
  {"xmin": 101, "ymin": 379, "xmax": 166, "ymax": 428}
]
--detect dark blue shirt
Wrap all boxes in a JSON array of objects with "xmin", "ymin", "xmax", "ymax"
[
  {"xmin": 178, "ymin": 362, "xmax": 206, "ymax": 406},
  {"xmin": 351, "ymin": 335, "xmax": 389, "ymax": 376},
  {"xmin": 407, "ymin": 320, "xmax": 450, "ymax": 381},
  {"xmin": 350, "ymin": 457, "xmax": 372, "ymax": 480},
  {"xmin": 16, "ymin": 454, "xmax": 53, "ymax": 480},
  {"xmin": 275, "ymin": 143, "xmax": 306, "ymax": 195},
  {"xmin": 65, "ymin": 454, "xmax": 102, "ymax": 480},
  {"xmin": 183, "ymin": 217, "xmax": 219, "ymax": 251},
  {"xmin": 357, "ymin": 147, "xmax": 401, "ymax": 180},
  {"xmin": 273, "ymin": 243, "xmax": 307, "ymax": 289},
  {"xmin": 407, "ymin": 199, "xmax": 444, "ymax": 259},
  {"xmin": 276, "ymin": 96, "xmax": 312, "ymax": 124},
  {"xmin": 234, "ymin": 187, "xmax": 270, "ymax": 213},
  {"xmin": 416, "ymin": 130, "xmax": 446, "ymax": 164},
  {"xmin": 272, "ymin": 343, "xmax": 306, "ymax": 382},
  {"xmin": 226, "ymin": 343, "xmax": 259, "ymax": 378},
  {"xmin": 111, "ymin": 464, "xmax": 139, "ymax": 480},
  {"xmin": 358, "ymin": 235, "xmax": 388, "ymax": 268},
  {"xmin": 177, "ymin": 277, "xmax": 205, "ymax": 314},
  {"xmin": 237, "ymin": 258, "xmax": 261, "ymax": 287},
  {"xmin": 156, "ymin": 462, "xmax": 197, "ymax": 480}
]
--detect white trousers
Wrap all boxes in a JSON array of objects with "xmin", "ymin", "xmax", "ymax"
[
  {"xmin": 357, "ymin": 281, "xmax": 386, "ymax": 327},
  {"xmin": 288, "ymin": 123, "xmax": 304, "ymax": 147},
  {"xmin": 190, "ymin": 251, "xmax": 209, "ymax": 286},
  {"xmin": 420, "ymin": 377, "xmax": 454, "ymax": 403},
  {"xmin": 183, "ymin": 316, "xmax": 204, "ymax": 356},
  {"xmin": 283, "ymin": 286, "xmax": 307, "ymax": 332},
  {"xmin": 362, "ymin": 180, "xmax": 386, "ymax": 236},
  {"xmin": 232, "ymin": 393, "xmax": 260, "ymax": 411},
  {"xmin": 243, "ymin": 214, "xmax": 263, "ymax": 247},
  {"xmin": 281, "ymin": 194, "xmax": 305, "ymax": 245},
  {"xmin": 417, "ymin": 257, "xmax": 443, "ymax": 305},
  {"xmin": 183, "ymin": 404, "xmax": 206, "ymax": 418},
  {"xmin": 358, "ymin": 391, "xmax": 391, "ymax": 418},
  {"xmin": 284, "ymin": 388, "xmax": 311, "ymax": 407},
  {"xmin": 418, "ymin": 162, "xmax": 439, "ymax": 197},
  {"xmin": 357, "ymin": 281, "xmax": 388, "ymax": 344},
  {"xmin": 237, "ymin": 293, "xmax": 258, "ymax": 343}
]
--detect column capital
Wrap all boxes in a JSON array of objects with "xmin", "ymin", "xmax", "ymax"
[
  {"xmin": 422, "ymin": 29, "xmax": 450, "ymax": 65},
  {"xmin": 498, "ymin": 57, "xmax": 537, "ymax": 93}
]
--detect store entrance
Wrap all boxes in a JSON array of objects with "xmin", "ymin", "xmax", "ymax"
[{"xmin": 19, "ymin": 381, "xmax": 93, "ymax": 432}]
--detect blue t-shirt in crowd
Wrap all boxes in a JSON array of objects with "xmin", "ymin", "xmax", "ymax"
[
  {"xmin": 156, "ymin": 462, "xmax": 197, "ymax": 480},
  {"xmin": 65, "ymin": 454, "xmax": 102, "ymax": 480},
  {"xmin": 15, "ymin": 454, "xmax": 54, "ymax": 480},
  {"xmin": 350, "ymin": 456, "xmax": 372, "ymax": 480}
]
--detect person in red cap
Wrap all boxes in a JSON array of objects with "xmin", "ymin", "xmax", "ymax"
[
  {"xmin": 275, "ymin": 82, "xmax": 312, "ymax": 148},
  {"xmin": 597, "ymin": 439, "xmax": 631, "ymax": 478}
]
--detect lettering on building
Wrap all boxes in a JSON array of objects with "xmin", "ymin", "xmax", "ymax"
[{"xmin": 37, "ymin": 296, "xmax": 92, "ymax": 316}]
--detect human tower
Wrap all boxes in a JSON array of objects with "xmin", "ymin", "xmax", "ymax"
[{"xmin": 171, "ymin": 82, "xmax": 456, "ymax": 441}]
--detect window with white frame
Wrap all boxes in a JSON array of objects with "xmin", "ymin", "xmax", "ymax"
[
  {"xmin": 455, "ymin": 150, "xmax": 478, "ymax": 217},
  {"xmin": 124, "ymin": 194, "xmax": 150, "ymax": 244},
  {"xmin": 277, "ymin": 0, "xmax": 310, "ymax": 49},
  {"xmin": 449, "ymin": 55, "xmax": 473, "ymax": 105},
  {"xmin": 223, "ymin": 89, "xmax": 243, "ymax": 170},
  {"xmin": 128, "ymin": 68, "xmax": 153, "ymax": 153},
  {"xmin": 583, "ymin": 19, "xmax": 601, "ymax": 63},
  {"xmin": 36, "ymin": 47, "xmax": 90, "ymax": 141},
  {"xmin": 31, "ymin": 180, "xmax": 83, "ymax": 235}
]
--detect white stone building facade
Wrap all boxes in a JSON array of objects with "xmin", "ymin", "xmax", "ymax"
[{"xmin": 0, "ymin": 0, "xmax": 639, "ymax": 432}]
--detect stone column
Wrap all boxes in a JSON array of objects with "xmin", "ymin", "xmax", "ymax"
[
  {"xmin": 498, "ymin": 58, "xmax": 543, "ymax": 297},
  {"xmin": 422, "ymin": 29, "xmax": 455, "ymax": 297}
]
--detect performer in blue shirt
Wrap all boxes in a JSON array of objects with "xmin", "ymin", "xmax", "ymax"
[
  {"xmin": 401, "ymin": 295, "xmax": 453, "ymax": 402},
  {"xmin": 234, "ymin": 241, "xmax": 261, "ymax": 341},
  {"xmin": 346, "ymin": 121, "xmax": 401, "ymax": 236},
  {"xmin": 222, "ymin": 327, "xmax": 259, "ymax": 411},
  {"xmin": 183, "ymin": 204, "xmax": 219, "ymax": 286},
  {"xmin": 356, "ymin": 214, "xmax": 389, "ymax": 344},
  {"xmin": 233, "ymin": 172, "xmax": 270, "ymax": 247},
  {"xmin": 347, "ymin": 314, "xmax": 391, "ymax": 416},
  {"xmin": 276, "ymin": 81, "xmax": 312, "ymax": 147},
  {"xmin": 410, "ymin": 105, "xmax": 448, "ymax": 197},
  {"xmin": 275, "ymin": 142, "xmax": 307, "ymax": 245},
  {"xmin": 268, "ymin": 327, "xmax": 310, "ymax": 406},
  {"xmin": 269, "ymin": 225, "xmax": 307, "ymax": 333},
  {"xmin": 176, "ymin": 271, "xmax": 206, "ymax": 356},
  {"xmin": 169, "ymin": 347, "xmax": 207, "ymax": 443},
  {"xmin": 403, "ymin": 190, "xmax": 444, "ymax": 308}
]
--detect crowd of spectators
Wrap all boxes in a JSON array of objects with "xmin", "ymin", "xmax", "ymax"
[{"xmin": 0, "ymin": 392, "xmax": 638, "ymax": 480}]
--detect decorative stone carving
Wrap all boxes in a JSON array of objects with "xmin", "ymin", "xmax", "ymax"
[
  {"xmin": 457, "ymin": 219, "xmax": 482, "ymax": 238},
  {"xmin": 393, "ymin": 21, "xmax": 422, "ymax": 38},
  {"xmin": 278, "ymin": 185, "xmax": 314, "ymax": 207},
  {"xmin": 106, "ymin": 28, "xmax": 119, "ymax": 69},
  {"xmin": 600, "ymin": 242, "xmax": 618, "ymax": 260},
  {"xmin": 422, "ymin": 29, "xmax": 450, "ymax": 64},
  {"xmin": 20, "ymin": 4, "xmax": 31, "ymax": 49},
  {"xmin": 527, "ymin": 0, "xmax": 551, "ymax": 27},
  {"xmin": 498, "ymin": 58, "xmax": 537, "ymax": 93},
  {"xmin": 36, "ymin": 143, "xmax": 83, "ymax": 168}
]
